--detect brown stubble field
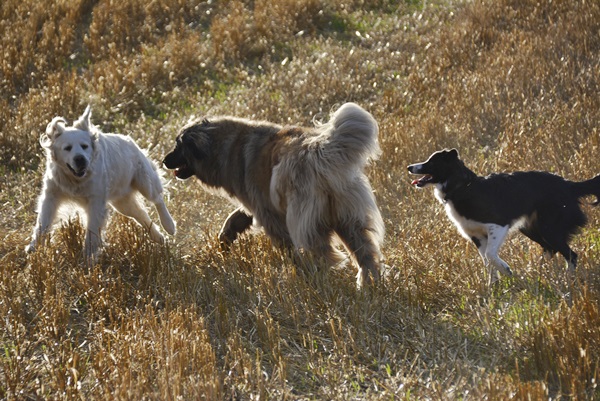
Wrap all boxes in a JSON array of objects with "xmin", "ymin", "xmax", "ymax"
[{"xmin": 1, "ymin": 0, "xmax": 599, "ymax": 399}]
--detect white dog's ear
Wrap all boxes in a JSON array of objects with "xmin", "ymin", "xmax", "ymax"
[
  {"xmin": 40, "ymin": 116, "xmax": 67, "ymax": 148},
  {"xmin": 74, "ymin": 105, "xmax": 92, "ymax": 132}
]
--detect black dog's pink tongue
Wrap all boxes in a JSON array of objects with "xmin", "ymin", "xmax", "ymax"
[{"xmin": 411, "ymin": 179, "xmax": 420, "ymax": 186}]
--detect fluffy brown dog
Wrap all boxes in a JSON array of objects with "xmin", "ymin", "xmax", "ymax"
[{"xmin": 163, "ymin": 103, "xmax": 384, "ymax": 287}]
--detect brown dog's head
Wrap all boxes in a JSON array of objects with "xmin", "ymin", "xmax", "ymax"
[{"xmin": 163, "ymin": 120, "xmax": 212, "ymax": 180}]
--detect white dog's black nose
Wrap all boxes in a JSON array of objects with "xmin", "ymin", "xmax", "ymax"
[{"xmin": 74, "ymin": 155, "xmax": 87, "ymax": 169}]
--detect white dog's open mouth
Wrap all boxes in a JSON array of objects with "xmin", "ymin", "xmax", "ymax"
[{"xmin": 67, "ymin": 163, "xmax": 87, "ymax": 178}]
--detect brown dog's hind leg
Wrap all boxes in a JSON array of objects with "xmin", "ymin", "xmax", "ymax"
[
  {"xmin": 218, "ymin": 207, "xmax": 253, "ymax": 247},
  {"xmin": 335, "ymin": 221, "xmax": 382, "ymax": 289}
]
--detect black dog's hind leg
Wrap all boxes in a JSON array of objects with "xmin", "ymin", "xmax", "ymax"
[
  {"xmin": 219, "ymin": 207, "xmax": 253, "ymax": 247},
  {"xmin": 520, "ymin": 223, "xmax": 578, "ymax": 271},
  {"xmin": 526, "ymin": 221, "xmax": 580, "ymax": 300},
  {"xmin": 558, "ymin": 245, "xmax": 577, "ymax": 272}
]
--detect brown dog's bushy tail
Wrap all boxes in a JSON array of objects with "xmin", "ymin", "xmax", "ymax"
[
  {"xmin": 314, "ymin": 102, "xmax": 380, "ymax": 169},
  {"xmin": 572, "ymin": 174, "xmax": 600, "ymax": 206}
]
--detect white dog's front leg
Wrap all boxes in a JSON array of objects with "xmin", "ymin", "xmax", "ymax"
[
  {"xmin": 84, "ymin": 198, "xmax": 108, "ymax": 262},
  {"xmin": 27, "ymin": 188, "xmax": 61, "ymax": 253}
]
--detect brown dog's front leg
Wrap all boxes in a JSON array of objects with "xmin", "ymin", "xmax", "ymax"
[{"xmin": 218, "ymin": 207, "xmax": 254, "ymax": 247}]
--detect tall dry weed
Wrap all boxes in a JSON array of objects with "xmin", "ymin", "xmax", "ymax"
[
  {"xmin": 210, "ymin": 0, "xmax": 326, "ymax": 63},
  {"xmin": 523, "ymin": 293, "xmax": 600, "ymax": 398}
]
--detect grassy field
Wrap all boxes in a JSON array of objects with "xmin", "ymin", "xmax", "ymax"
[{"xmin": 1, "ymin": 0, "xmax": 599, "ymax": 399}]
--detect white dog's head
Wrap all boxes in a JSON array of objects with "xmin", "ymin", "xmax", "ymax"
[{"xmin": 41, "ymin": 106, "xmax": 98, "ymax": 179}]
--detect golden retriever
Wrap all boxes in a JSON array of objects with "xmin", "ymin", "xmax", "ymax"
[{"xmin": 27, "ymin": 106, "xmax": 176, "ymax": 261}]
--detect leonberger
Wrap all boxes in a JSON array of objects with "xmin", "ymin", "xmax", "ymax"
[{"xmin": 163, "ymin": 103, "xmax": 384, "ymax": 287}]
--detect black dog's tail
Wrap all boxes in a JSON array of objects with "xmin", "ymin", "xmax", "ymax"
[{"xmin": 572, "ymin": 174, "xmax": 600, "ymax": 206}]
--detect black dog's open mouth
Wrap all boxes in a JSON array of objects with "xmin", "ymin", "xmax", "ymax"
[
  {"xmin": 67, "ymin": 163, "xmax": 86, "ymax": 178},
  {"xmin": 411, "ymin": 174, "xmax": 433, "ymax": 187}
]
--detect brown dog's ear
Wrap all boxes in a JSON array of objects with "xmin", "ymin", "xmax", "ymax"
[
  {"xmin": 183, "ymin": 130, "xmax": 210, "ymax": 160},
  {"xmin": 40, "ymin": 116, "xmax": 67, "ymax": 148}
]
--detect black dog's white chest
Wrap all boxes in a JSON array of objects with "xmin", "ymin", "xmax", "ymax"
[{"xmin": 434, "ymin": 184, "xmax": 490, "ymax": 239}]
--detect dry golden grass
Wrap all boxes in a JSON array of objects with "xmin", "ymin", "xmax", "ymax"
[{"xmin": 1, "ymin": 0, "xmax": 599, "ymax": 399}]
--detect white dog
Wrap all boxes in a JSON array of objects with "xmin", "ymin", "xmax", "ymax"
[{"xmin": 27, "ymin": 106, "xmax": 176, "ymax": 260}]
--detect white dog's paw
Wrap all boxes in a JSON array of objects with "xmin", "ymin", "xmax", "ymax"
[
  {"xmin": 149, "ymin": 223, "xmax": 166, "ymax": 244},
  {"xmin": 162, "ymin": 218, "xmax": 176, "ymax": 236},
  {"xmin": 83, "ymin": 251, "xmax": 100, "ymax": 267},
  {"xmin": 156, "ymin": 203, "xmax": 176, "ymax": 235},
  {"xmin": 25, "ymin": 241, "xmax": 36, "ymax": 254}
]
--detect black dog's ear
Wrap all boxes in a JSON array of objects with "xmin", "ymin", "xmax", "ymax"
[
  {"xmin": 182, "ymin": 130, "xmax": 210, "ymax": 160},
  {"xmin": 445, "ymin": 148, "xmax": 459, "ymax": 159}
]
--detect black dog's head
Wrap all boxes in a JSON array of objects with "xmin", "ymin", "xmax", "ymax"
[
  {"xmin": 407, "ymin": 148, "xmax": 461, "ymax": 188},
  {"xmin": 163, "ymin": 121, "xmax": 212, "ymax": 180}
]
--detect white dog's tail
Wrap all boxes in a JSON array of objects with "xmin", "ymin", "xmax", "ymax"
[{"xmin": 314, "ymin": 103, "xmax": 381, "ymax": 168}]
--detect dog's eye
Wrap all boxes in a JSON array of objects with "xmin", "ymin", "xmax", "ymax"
[
  {"xmin": 64, "ymin": 145, "xmax": 72, "ymax": 152},
  {"xmin": 81, "ymin": 144, "xmax": 89, "ymax": 150}
]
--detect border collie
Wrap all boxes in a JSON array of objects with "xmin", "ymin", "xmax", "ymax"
[{"xmin": 408, "ymin": 148, "xmax": 600, "ymax": 283}]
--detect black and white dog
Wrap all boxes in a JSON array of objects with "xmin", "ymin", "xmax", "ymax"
[{"xmin": 408, "ymin": 149, "xmax": 600, "ymax": 283}]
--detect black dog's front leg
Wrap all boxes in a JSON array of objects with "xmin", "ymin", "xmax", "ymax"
[{"xmin": 218, "ymin": 207, "xmax": 254, "ymax": 247}]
